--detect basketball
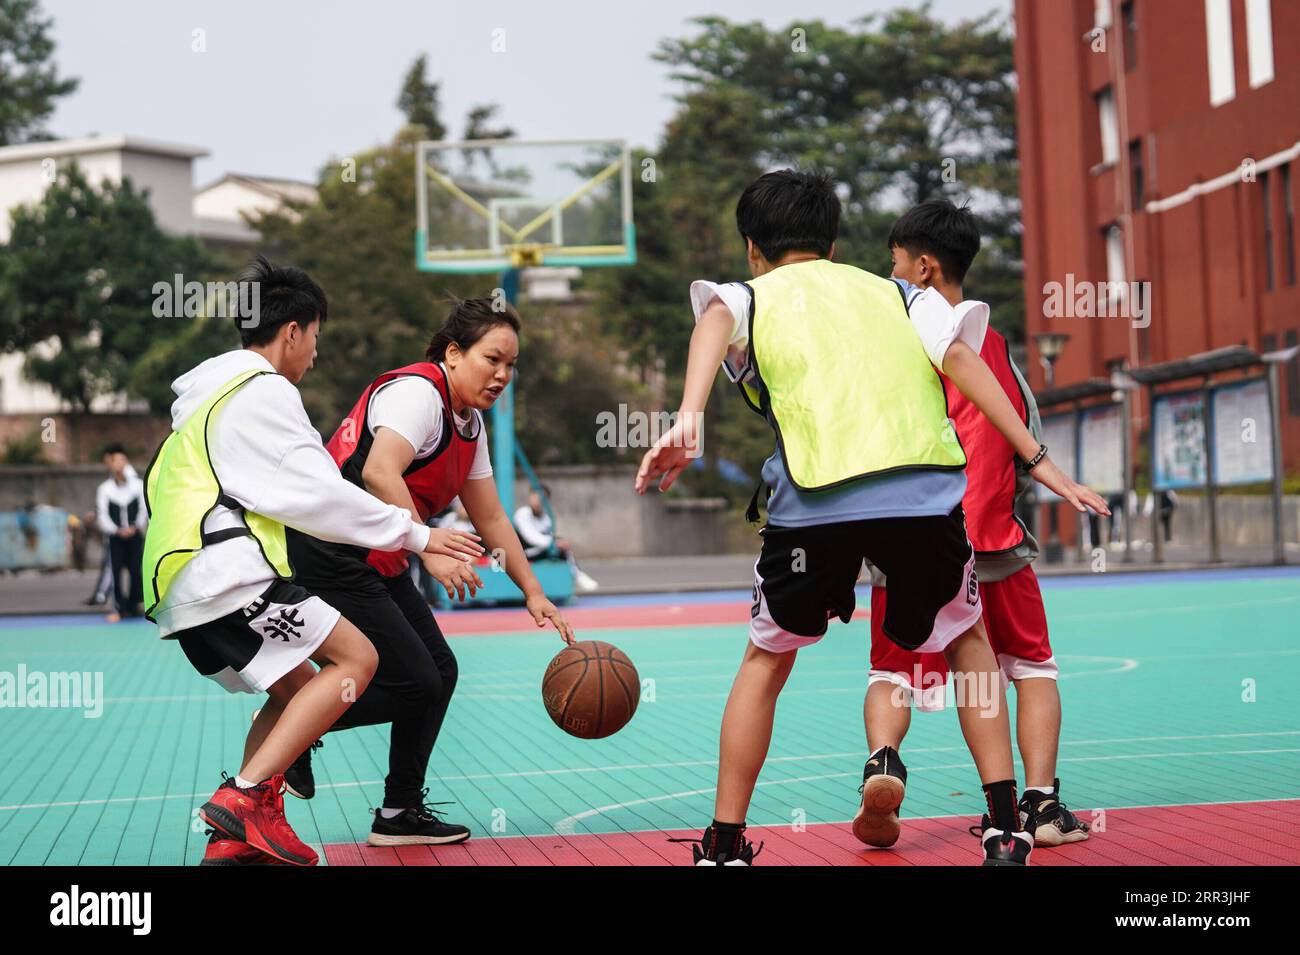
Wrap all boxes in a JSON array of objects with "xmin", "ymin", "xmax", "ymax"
[{"xmin": 541, "ymin": 640, "xmax": 640, "ymax": 739}]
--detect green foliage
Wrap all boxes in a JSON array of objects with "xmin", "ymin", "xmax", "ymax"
[
  {"xmin": 0, "ymin": 164, "xmax": 214, "ymax": 411},
  {"xmin": 0, "ymin": 425, "xmax": 49, "ymax": 464},
  {"xmin": 396, "ymin": 54, "xmax": 447, "ymax": 141},
  {"xmin": 652, "ymin": 7, "xmax": 1023, "ymax": 340},
  {"xmin": 0, "ymin": 0, "xmax": 79, "ymax": 146}
]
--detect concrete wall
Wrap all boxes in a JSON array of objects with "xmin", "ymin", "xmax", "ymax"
[
  {"xmin": 0, "ymin": 414, "xmax": 169, "ymax": 466},
  {"xmin": 516, "ymin": 465, "xmax": 733, "ymax": 557},
  {"xmin": 0, "ymin": 463, "xmax": 739, "ymax": 558}
]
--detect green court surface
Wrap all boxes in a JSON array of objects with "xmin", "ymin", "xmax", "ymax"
[{"xmin": 1, "ymin": 568, "xmax": 1297, "ymax": 865}]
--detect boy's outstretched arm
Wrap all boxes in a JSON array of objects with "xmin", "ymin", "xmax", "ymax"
[
  {"xmin": 942, "ymin": 340, "xmax": 1111, "ymax": 516},
  {"xmin": 634, "ymin": 300, "xmax": 733, "ymax": 494}
]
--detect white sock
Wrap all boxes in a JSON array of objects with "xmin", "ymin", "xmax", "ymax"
[
  {"xmin": 234, "ymin": 775, "xmax": 258, "ymax": 789},
  {"xmin": 380, "ymin": 808, "xmax": 405, "ymax": 819},
  {"xmin": 1025, "ymin": 784, "xmax": 1055, "ymax": 796}
]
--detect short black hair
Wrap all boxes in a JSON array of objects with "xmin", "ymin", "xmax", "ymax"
[
  {"xmin": 236, "ymin": 254, "xmax": 328, "ymax": 348},
  {"xmin": 102, "ymin": 443, "xmax": 127, "ymax": 457},
  {"xmin": 888, "ymin": 199, "xmax": 981, "ymax": 283},
  {"xmin": 425, "ymin": 297, "xmax": 521, "ymax": 363},
  {"xmin": 736, "ymin": 169, "xmax": 840, "ymax": 262}
]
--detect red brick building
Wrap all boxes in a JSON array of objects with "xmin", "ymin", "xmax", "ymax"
[{"xmin": 1015, "ymin": 0, "xmax": 1300, "ymax": 470}]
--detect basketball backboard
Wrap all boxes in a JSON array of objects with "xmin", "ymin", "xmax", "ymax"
[{"xmin": 416, "ymin": 138, "xmax": 635, "ymax": 273}]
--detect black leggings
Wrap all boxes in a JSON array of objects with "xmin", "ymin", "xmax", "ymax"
[{"xmin": 312, "ymin": 572, "xmax": 458, "ymax": 809}]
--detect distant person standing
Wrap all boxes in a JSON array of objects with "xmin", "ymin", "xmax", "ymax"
[
  {"xmin": 96, "ymin": 444, "xmax": 147, "ymax": 621},
  {"xmin": 513, "ymin": 487, "xmax": 598, "ymax": 592}
]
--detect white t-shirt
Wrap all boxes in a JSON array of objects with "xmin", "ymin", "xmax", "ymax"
[{"xmin": 367, "ymin": 373, "xmax": 492, "ymax": 479}]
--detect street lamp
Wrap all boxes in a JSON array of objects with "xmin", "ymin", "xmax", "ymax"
[
  {"xmin": 1032, "ymin": 332, "xmax": 1070, "ymax": 562},
  {"xmin": 1034, "ymin": 332, "xmax": 1071, "ymax": 388}
]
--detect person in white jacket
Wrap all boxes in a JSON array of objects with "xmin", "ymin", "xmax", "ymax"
[
  {"xmin": 94, "ymin": 446, "xmax": 146, "ymax": 621},
  {"xmin": 146, "ymin": 256, "xmax": 482, "ymax": 867}
]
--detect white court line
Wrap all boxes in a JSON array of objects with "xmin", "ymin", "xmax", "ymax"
[
  {"xmin": 551, "ymin": 746, "xmax": 1300, "ymax": 834},
  {"xmin": 2, "ymin": 733, "xmax": 1297, "ymax": 814}
]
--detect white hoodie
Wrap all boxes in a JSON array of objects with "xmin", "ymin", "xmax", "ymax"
[{"xmin": 152, "ymin": 349, "xmax": 431, "ymax": 637}]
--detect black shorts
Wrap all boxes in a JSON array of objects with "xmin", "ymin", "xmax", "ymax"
[
  {"xmin": 750, "ymin": 505, "xmax": 980, "ymax": 654},
  {"xmin": 174, "ymin": 580, "xmax": 341, "ymax": 694}
]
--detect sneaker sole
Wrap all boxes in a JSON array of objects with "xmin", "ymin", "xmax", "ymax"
[
  {"xmin": 199, "ymin": 802, "xmax": 317, "ymax": 866},
  {"xmin": 1030, "ymin": 823, "xmax": 1089, "ymax": 847},
  {"xmin": 366, "ymin": 830, "xmax": 471, "ymax": 847},
  {"xmin": 284, "ymin": 781, "xmax": 313, "ymax": 800},
  {"xmin": 852, "ymin": 774, "xmax": 905, "ymax": 847}
]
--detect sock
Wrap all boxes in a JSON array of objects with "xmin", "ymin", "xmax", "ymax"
[
  {"xmin": 982, "ymin": 779, "xmax": 1020, "ymax": 832},
  {"xmin": 709, "ymin": 818, "xmax": 744, "ymax": 853},
  {"xmin": 234, "ymin": 776, "xmax": 258, "ymax": 790},
  {"xmin": 380, "ymin": 808, "xmax": 406, "ymax": 819},
  {"xmin": 1025, "ymin": 783, "xmax": 1055, "ymax": 796}
]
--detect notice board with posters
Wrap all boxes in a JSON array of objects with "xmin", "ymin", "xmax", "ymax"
[
  {"xmin": 1211, "ymin": 377, "xmax": 1273, "ymax": 486},
  {"xmin": 1078, "ymin": 403, "xmax": 1126, "ymax": 495},
  {"xmin": 1037, "ymin": 412, "xmax": 1078, "ymax": 502},
  {"xmin": 1151, "ymin": 391, "xmax": 1207, "ymax": 490}
]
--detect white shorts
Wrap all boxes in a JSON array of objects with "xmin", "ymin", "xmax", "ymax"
[{"xmin": 173, "ymin": 580, "xmax": 340, "ymax": 694}]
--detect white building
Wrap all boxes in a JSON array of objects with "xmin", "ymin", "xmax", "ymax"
[
  {"xmin": 193, "ymin": 173, "xmax": 317, "ymax": 244},
  {"xmin": 0, "ymin": 136, "xmax": 315, "ymax": 414}
]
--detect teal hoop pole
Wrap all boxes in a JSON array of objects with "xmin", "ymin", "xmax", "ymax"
[{"xmin": 492, "ymin": 268, "xmax": 519, "ymax": 518}]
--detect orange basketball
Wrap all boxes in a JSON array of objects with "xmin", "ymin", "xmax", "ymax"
[{"xmin": 541, "ymin": 640, "xmax": 640, "ymax": 739}]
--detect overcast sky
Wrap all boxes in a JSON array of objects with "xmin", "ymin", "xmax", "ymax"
[{"xmin": 41, "ymin": 0, "xmax": 1010, "ymax": 187}]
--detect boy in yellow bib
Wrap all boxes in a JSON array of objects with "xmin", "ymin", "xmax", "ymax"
[{"xmin": 636, "ymin": 170, "xmax": 1107, "ymax": 866}]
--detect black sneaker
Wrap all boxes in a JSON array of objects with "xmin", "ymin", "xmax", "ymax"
[
  {"xmin": 852, "ymin": 745, "xmax": 907, "ymax": 847},
  {"xmin": 367, "ymin": 792, "xmax": 471, "ymax": 846},
  {"xmin": 284, "ymin": 739, "xmax": 322, "ymax": 800},
  {"xmin": 979, "ymin": 826, "xmax": 1033, "ymax": 866},
  {"xmin": 1020, "ymin": 779, "xmax": 1090, "ymax": 846},
  {"xmin": 669, "ymin": 825, "xmax": 763, "ymax": 866}
]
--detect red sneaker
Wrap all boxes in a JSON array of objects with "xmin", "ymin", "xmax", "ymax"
[{"xmin": 199, "ymin": 774, "xmax": 318, "ymax": 867}]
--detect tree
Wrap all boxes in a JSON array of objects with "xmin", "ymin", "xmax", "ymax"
[
  {"xmin": 0, "ymin": 0, "xmax": 79, "ymax": 145},
  {"xmin": 396, "ymin": 54, "xmax": 447, "ymax": 141},
  {"xmin": 0, "ymin": 165, "xmax": 214, "ymax": 411},
  {"xmin": 654, "ymin": 7, "xmax": 1024, "ymax": 339}
]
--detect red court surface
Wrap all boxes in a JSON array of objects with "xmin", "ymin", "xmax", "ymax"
[{"xmin": 322, "ymin": 799, "xmax": 1300, "ymax": 866}]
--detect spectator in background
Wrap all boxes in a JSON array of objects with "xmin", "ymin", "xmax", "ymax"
[
  {"xmin": 1144, "ymin": 489, "xmax": 1178, "ymax": 543},
  {"xmin": 512, "ymin": 487, "xmax": 598, "ymax": 593},
  {"xmin": 83, "ymin": 506, "xmax": 114, "ymax": 606},
  {"xmin": 95, "ymin": 443, "xmax": 147, "ymax": 621}
]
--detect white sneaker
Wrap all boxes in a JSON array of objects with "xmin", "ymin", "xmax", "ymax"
[{"xmin": 574, "ymin": 570, "xmax": 599, "ymax": 593}]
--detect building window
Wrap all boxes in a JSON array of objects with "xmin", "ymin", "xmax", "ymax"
[
  {"xmin": 1094, "ymin": 0, "xmax": 1112, "ymax": 31},
  {"xmin": 1122, "ymin": 2, "xmax": 1138, "ymax": 70},
  {"xmin": 1129, "ymin": 139, "xmax": 1145, "ymax": 206},
  {"xmin": 1245, "ymin": 0, "xmax": 1275, "ymax": 89},
  {"xmin": 1096, "ymin": 88, "xmax": 1119, "ymax": 166},
  {"xmin": 1261, "ymin": 170, "xmax": 1275, "ymax": 291},
  {"xmin": 1283, "ymin": 163, "xmax": 1296, "ymax": 286},
  {"xmin": 1105, "ymin": 225, "xmax": 1126, "ymax": 287},
  {"xmin": 1205, "ymin": 0, "xmax": 1236, "ymax": 106}
]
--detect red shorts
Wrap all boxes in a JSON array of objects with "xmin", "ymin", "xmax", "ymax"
[{"xmin": 869, "ymin": 563, "xmax": 1057, "ymax": 710}]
